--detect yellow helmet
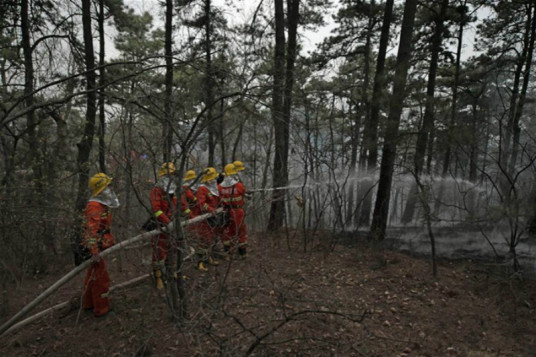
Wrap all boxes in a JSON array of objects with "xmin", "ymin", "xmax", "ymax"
[
  {"xmin": 233, "ymin": 160, "xmax": 245, "ymax": 171},
  {"xmin": 224, "ymin": 163, "xmax": 238, "ymax": 176},
  {"xmin": 184, "ymin": 170, "xmax": 196, "ymax": 182},
  {"xmin": 201, "ymin": 167, "xmax": 218, "ymax": 182},
  {"xmin": 89, "ymin": 173, "xmax": 112, "ymax": 197},
  {"xmin": 158, "ymin": 162, "xmax": 176, "ymax": 177}
]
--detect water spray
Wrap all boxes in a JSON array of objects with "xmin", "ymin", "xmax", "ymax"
[{"xmin": 247, "ymin": 184, "xmax": 313, "ymax": 193}]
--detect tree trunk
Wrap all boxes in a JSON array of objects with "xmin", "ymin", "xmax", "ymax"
[
  {"xmin": 219, "ymin": 81, "xmax": 226, "ymax": 168},
  {"xmin": 509, "ymin": 1, "xmax": 536, "ymax": 174},
  {"xmin": 205, "ymin": 0, "xmax": 216, "ymax": 167},
  {"xmin": 346, "ymin": 103, "xmax": 357, "ymax": 226},
  {"xmin": 353, "ymin": 0, "xmax": 373, "ymax": 228},
  {"xmin": 98, "ymin": 0, "xmax": 106, "ymax": 173},
  {"xmin": 21, "ymin": 0, "xmax": 38, "ymax": 177},
  {"xmin": 401, "ymin": 0, "xmax": 448, "ymax": 224},
  {"xmin": 442, "ymin": 1, "xmax": 466, "ymax": 177},
  {"xmin": 73, "ymin": 0, "xmax": 98, "ymax": 264},
  {"xmin": 163, "ymin": 0, "xmax": 173, "ymax": 162},
  {"xmin": 358, "ymin": 0, "xmax": 394, "ymax": 227},
  {"xmin": 267, "ymin": 0, "xmax": 289, "ymax": 231},
  {"xmin": 369, "ymin": 0, "xmax": 418, "ymax": 240}
]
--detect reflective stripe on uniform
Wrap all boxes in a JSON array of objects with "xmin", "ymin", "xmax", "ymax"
[
  {"xmin": 100, "ymin": 292, "xmax": 109, "ymax": 298},
  {"xmin": 154, "ymin": 210, "xmax": 164, "ymax": 218},
  {"xmin": 86, "ymin": 238, "xmax": 97, "ymax": 245},
  {"xmin": 222, "ymin": 196, "xmax": 243, "ymax": 202}
]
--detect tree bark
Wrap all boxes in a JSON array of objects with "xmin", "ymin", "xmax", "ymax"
[
  {"xmin": 442, "ymin": 1, "xmax": 467, "ymax": 177},
  {"xmin": 358, "ymin": 0, "xmax": 394, "ymax": 227},
  {"xmin": 508, "ymin": 1, "xmax": 536, "ymax": 174},
  {"xmin": 353, "ymin": 0, "xmax": 373, "ymax": 228},
  {"xmin": 74, "ymin": 0, "xmax": 97, "ymax": 216},
  {"xmin": 98, "ymin": 0, "xmax": 107, "ymax": 173},
  {"xmin": 401, "ymin": 0, "xmax": 449, "ymax": 224},
  {"xmin": 267, "ymin": 0, "xmax": 289, "ymax": 230},
  {"xmin": 21, "ymin": 0, "xmax": 38, "ymax": 172},
  {"xmin": 205, "ymin": 0, "xmax": 216, "ymax": 166},
  {"xmin": 369, "ymin": 0, "xmax": 418, "ymax": 240},
  {"xmin": 163, "ymin": 0, "xmax": 173, "ymax": 161}
]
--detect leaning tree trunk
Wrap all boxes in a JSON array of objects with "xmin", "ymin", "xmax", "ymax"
[
  {"xmin": 0, "ymin": 212, "xmax": 217, "ymax": 336},
  {"xmin": 369, "ymin": 0, "xmax": 418, "ymax": 240}
]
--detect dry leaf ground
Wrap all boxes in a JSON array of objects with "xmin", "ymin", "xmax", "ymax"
[{"xmin": 1, "ymin": 230, "xmax": 535, "ymax": 356}]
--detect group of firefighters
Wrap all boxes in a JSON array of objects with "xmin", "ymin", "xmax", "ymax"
[{"xmin": 80, "ymin": 161, "xmax": 249, "ymax": 317}]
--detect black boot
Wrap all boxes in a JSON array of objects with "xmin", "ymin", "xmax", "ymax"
[{"xmin": 238, "ymin": 246, "xmax": 247, "ymax": 259}]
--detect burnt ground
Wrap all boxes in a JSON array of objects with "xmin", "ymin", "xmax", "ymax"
[{"xmin": 1, "ymin": 230, "xmax": 535, "ymax": 357}]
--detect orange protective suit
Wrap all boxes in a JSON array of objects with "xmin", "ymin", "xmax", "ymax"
[
  {"xmin": 82, "ymin": 201, "xmax": 114, "ymax": 317},
  {"xmin": 180, "ymin": 185, "xmax": 198, "ymax": 219},
  {"xmin": 196, "ymin": 184, "xmax": 220, "ymax": 249},
  {"xmin": 219, "ymin": 181, "xmax": 248, "ymax": 251},
  {"xmin": 150, "ymin": 186, "xmax": 178, "ymax": 265}
]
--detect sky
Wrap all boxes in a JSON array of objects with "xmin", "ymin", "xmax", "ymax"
[
  {"xmin": 118, "ymin": 0, "xmax": 483, "ymax": 62},
  {"xmin": 119, "ymin": 0, "xmax": 337, "ymax": 56}
]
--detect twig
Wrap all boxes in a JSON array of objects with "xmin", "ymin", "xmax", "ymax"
[{"xmin": 244, "ymin": 309, "xmax": 368, "ymax": 356}]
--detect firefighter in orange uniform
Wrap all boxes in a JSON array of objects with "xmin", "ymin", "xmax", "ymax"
[
  {"xmin": 219, "ymin": 163, "xmax": 248, "ymax": 259},
  {"xmin": 195, "ymin": 167, "xmax": 221, "ymax": 271},
  {"xmin": 150, "ymin": 162, "xmax": 178, "ymax": 289},
  {"xmin": 82, "ymin": 173, "xmax": 119, "ymax": 317},
  {"xmin": 180, "ymin": 170, "xmax": 198, "ymax": 219}
]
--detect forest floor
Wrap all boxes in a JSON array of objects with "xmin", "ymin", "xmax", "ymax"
[{"xmin": 1, "ymin": 230, "xmax": 535, "ymax": 357}]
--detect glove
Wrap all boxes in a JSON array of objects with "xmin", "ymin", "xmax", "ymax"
[{"xmin": 162, "ymin": 222, "xmax": 174, "ymax": 233}]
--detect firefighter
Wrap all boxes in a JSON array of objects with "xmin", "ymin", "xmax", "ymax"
[
  {"xmin": 150, "ymin": 162, "xmax": 178, "ymax": 289},
  {"xmin": 181, "ymin": 169, "xmax": 200, "ymax": 245},
  {"xmin": 180, "ymin": 170, "xmax": 198, "ymax": 219},
  {"xmin": 82, "ymin": 173, "xmax": 119, "ymax": 317},
  {"xmin": 195, "ymin": 167, "xmax": 221, "ymax": 271},
  {"xmin": 219, "ymin": 163, "xmax": 248, "ymax": 259}
]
